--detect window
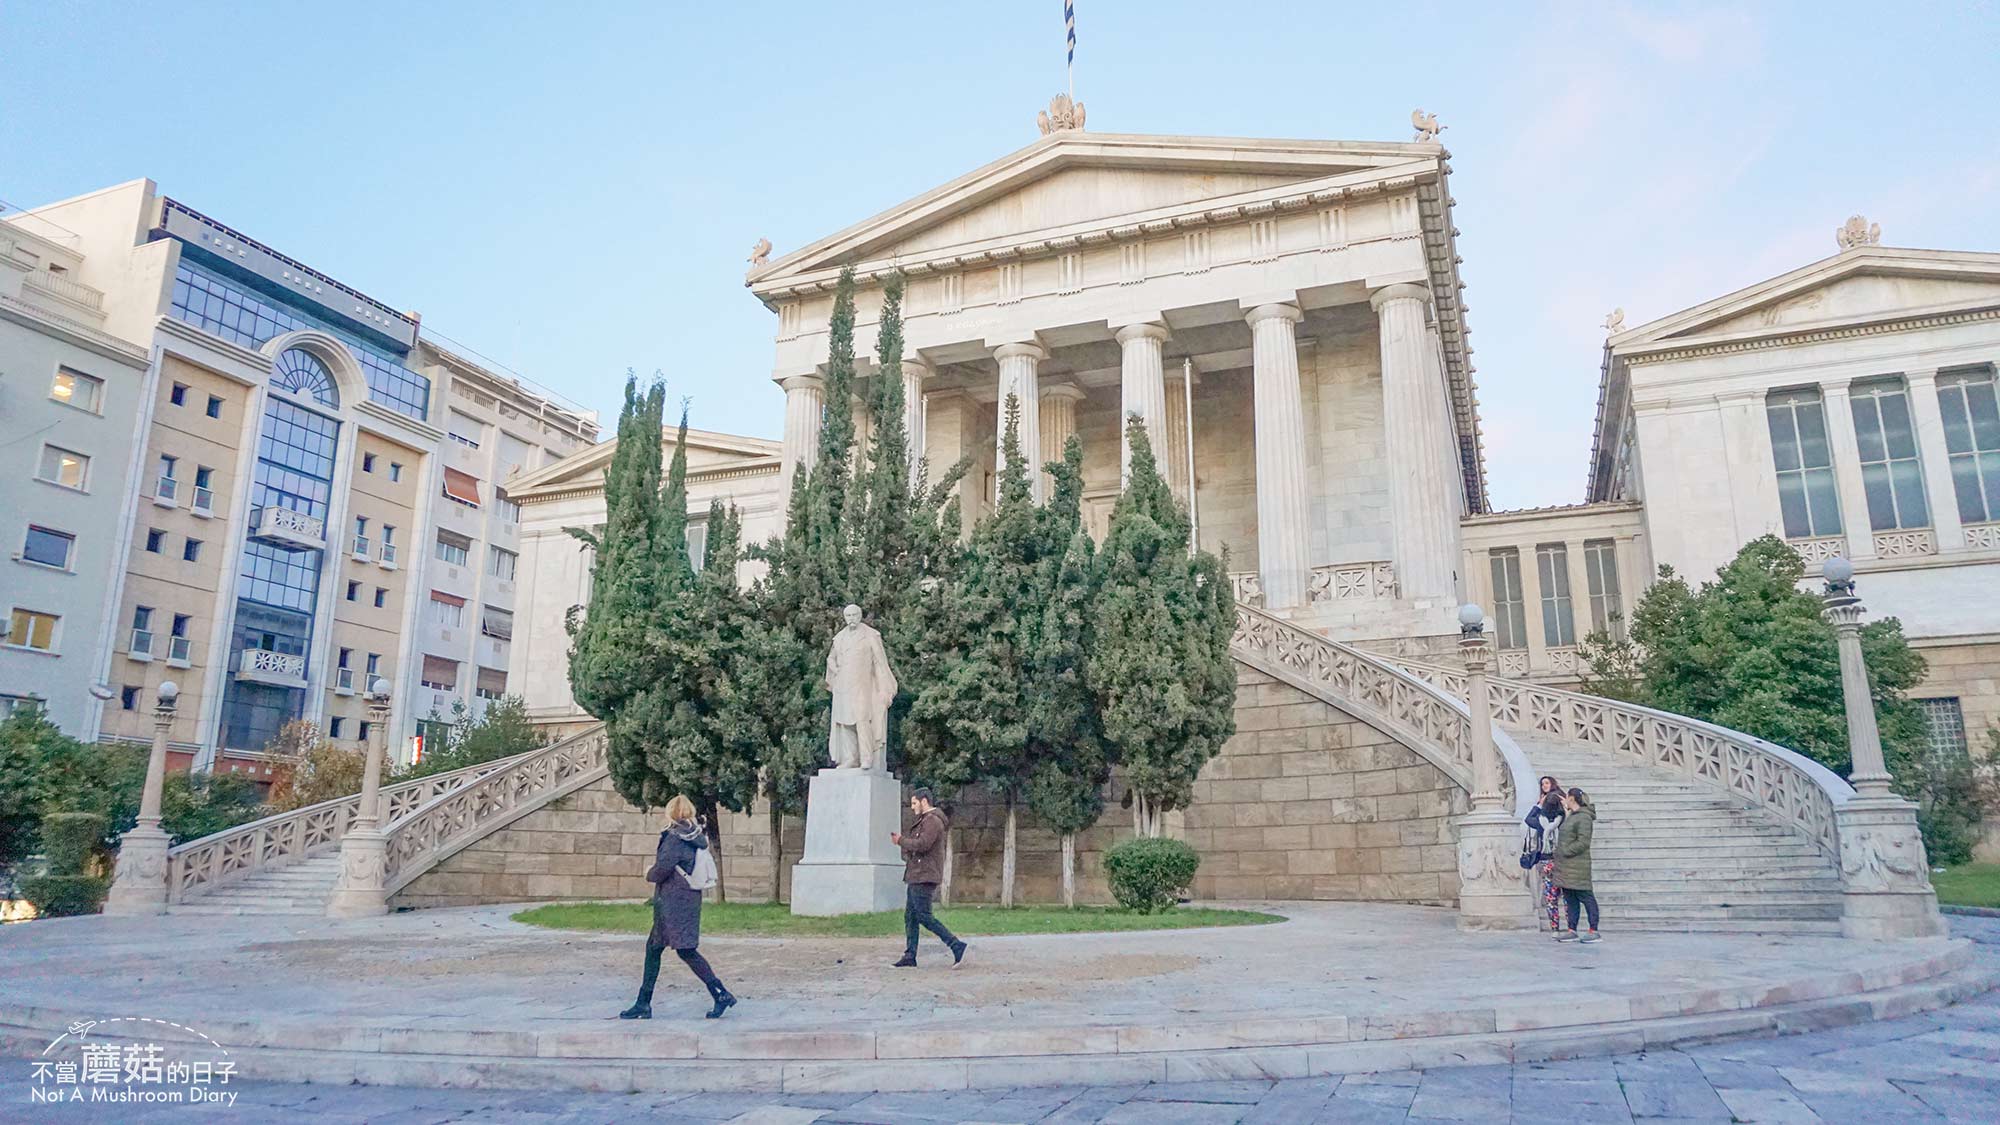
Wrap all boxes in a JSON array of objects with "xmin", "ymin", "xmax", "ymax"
[
  {"xmin": 329, "ymin": 717, "xmax": 347, "ymax": 740},
  {"xmin": 36, "ymin": 445, "xmax": 89, "ymax": 490},
  {"xmin": 146, "ymin": 529, "xmax": 166, "ymax": 554},
  {"xmin": 353, "ymin": 516, "xmax": 370, "ymax": 556},
  {"xmin": 1850, "ymin": 379, "xmax": 1929, "ymax": 531},
  {"xmin": 129, "ymin": 605, "xmax": 153, "ymax": 657},
  {"xmin": 7, "ymin": 609, "xmax": 58, "ymax": 651},
  {"xmin": 497, "ymin": 496, "xmax": 522, "ymax": 524},
  {"xmin": 362, "ymin": 453, "xmax": 377, "ymax": 473},
  {"xmin": 475, "ymin": 666, "xmax": 507, "ymax": 700},
  {"xmin": 51, "ymin": 368, "xmax": 103, "ymax": 412},
  {"xmin": 373, "ymin": 587, "xmax": 387, "ymax": 609},
  {"xmin": 346, "ymin": 580, "xmax": 360, "ymax": 602},
  {"xmin": 21, "ymin": 526, "xmax": 74, "ymax": 570},
  {"xmin": 366, "ymin": 652, "xmax": 381, "ymax": 675},
  {"xmin": 206, "ymin": 395, "xmax": 223, "ymax": 420},
  {"xmin": 1, "ymin": 694, "xmax": 45, "ymax": 717},
  {"xmin": 156, "ymin": 454, "xmax": 178, "ymax": 502},
  {"xmin": 389, "ymin": 462, "xmax": 403, "ymax": 482},
  {"xmin": 120, "ymin": 686, "xmax": 139, "ymax": 711},
  {"xmin": 436, "ymin": 531, "xmax": 471, "ymax": 567},
  {"xmin": 447, "ymin": 411, "xmax": 482, "ymax": 449},
  {"xmin": 481, "ymin": 605, "xmax": 514, "ymax": 641},
  {"xmin": 1918, "ymin": 698, "xmax": 1969, "ymax": 764},
  {"xmin": 429, "ymin": 591, "xmax": 466, "ymax": 628},
  {"xmin": 1938, "ymin": 367, "xmax": 2000, "ymax": 525},
  {"xmin": 1767, "ymin": 389, "xmax": 1843, "ymax": 538},
  {"xmin": 420, "ymin": 655, "xmax": 459, "ymax": 691},
  {"xmin": 170, "ymin": 383, "xmax": 188, "ymax": 406},
  {"xmin": 686, "ymin": 522, "xmax": 707, "ymax": 573},
  {"xmin": 488, "ymin": 546, "xmax": 518, "ymax": 581},
  {"xmin": 182, "ymin": 538, "xmax": 203, "ymax": 562},
  {"xmin": 1536, "ymin": 544, "xmax": 1576, "ymax": 647},
  {"xmin": 1583, "ymin": 539, "xmax": 1623, "ymax": 639},
  {"xmin": 357, "ymin": 720, "xmax": 372, "ymax": 743},
  {"xmin": 338, "ymin": 647, "xmax": 352, "ymax": 669},
  {"xmin": 1489, "ymin": 549, "xmax": 1527, "ymax": 650},
  {"xmin": 442, "ymin": 468, "xmax": 481, "ymax": 508}
]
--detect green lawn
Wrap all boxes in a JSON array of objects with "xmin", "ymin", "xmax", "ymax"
[
  {"xmin": 1934, "ymin": 863, "xmax": 2000, "ymax": 909},
  {"xmin": 512, "ymin": 900, "xmax": 1285, "ymax": 937}
]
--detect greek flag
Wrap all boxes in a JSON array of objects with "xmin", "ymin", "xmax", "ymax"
[{"xmin": 1065, "ymin": 1, "xmax": 1076, "ymax": 66}]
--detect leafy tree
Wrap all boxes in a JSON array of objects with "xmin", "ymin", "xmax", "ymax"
[
  {"xmin": 0, "ymin": 713, "xmax": 146, "ymax": 870},
  {"xmin": 265, "ymin": 720, "xmax": 365, "ymax": 811},
  {"xmin": 568, "ymin": 373, "xmax": 668, "ymax": 721},
  {"xmin": 1088, "ymin": 416, "xmax": 1237, "ymax": 838},
  {"xmin": 159, "ymin": 771, "xmax": 266, "ymax": 845},
  {"xmin": 398, "ymin": 696, "xmax": 547, "ymax": 782}
]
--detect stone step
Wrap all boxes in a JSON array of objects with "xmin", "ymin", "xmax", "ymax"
[
  {"xmin": 1611, "ymin": 903, "xmax": 1842, "ymax": 921},
  {"xmin": 1592, "ymin": 918, "xmax": 1845, "ymax": 934},
  {"xmin": 1594, "ymin": 882, "xmax": 1846, "ymax": 898}
]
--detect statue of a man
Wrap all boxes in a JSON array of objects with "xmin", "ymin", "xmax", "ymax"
[{"xmin": 825, "ymin": 604, "xmax": 897, "ymax": 771}]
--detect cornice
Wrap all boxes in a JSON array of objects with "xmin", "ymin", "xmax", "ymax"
[
  {"xmin": 0, "ymin": 295, "xmax": 148, "ymax": 366},
  {"xmin": 154, "ymin": 314, "xmax": 273, "ymax": 373},
  {"xmin": 1461, "ymin": 499, "xmax": 1645, "ymax": 526},
  {"xmin": 1623, "ymin": 302, "xmax": 2000, "ymax": 367},
  {"xmin": 516, "ymin": 458, "xmax": 782, "ymax": 506},
  {"xmin": 355, "ymin": 398, "xmax": 445, "ymax": 443}
]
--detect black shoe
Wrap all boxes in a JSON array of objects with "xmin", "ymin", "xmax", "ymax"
[
  {"xmin": 618, "ymin": 1002, "xmax": 651, "ymax": 1020},
  {"xmin": 706, "ymin": 990, "xmax": 737, "ymax": 1019},
  {"xmin": 950, "ymin": 941, "xmax": 968, "ymax": 968},
  {"xmin": 892, "ymin": 952, "xmax": 917, "ymax": 968}
]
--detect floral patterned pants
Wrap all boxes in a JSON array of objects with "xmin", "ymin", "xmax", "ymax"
[{"xmin": 1540, "ymin": 861, "xmax": 1561, "ymax": 930}]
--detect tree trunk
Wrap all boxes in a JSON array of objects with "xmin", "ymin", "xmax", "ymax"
[
  {"xmin": 705, "ymin": 811, "xmax": 727, "ymax": 903},
  {"xmin": 1061, "ymin": 832, "xmax": 1076, "ymax": 908},
  {"xmin": 767, "ymin": 796, "xmax": 783, "ymax": 904},
  {"xmin": 941, "ymin": 828, "xmax": 955, "ymax": 907},
  {"xmin": 1000, "ymin": 797, "xmax": 1018, "ymax": 909}
]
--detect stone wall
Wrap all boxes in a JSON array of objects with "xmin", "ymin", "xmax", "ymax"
[{"xmin": 395, "ymin": 661, "xmax": 1468, "ymax": 909}]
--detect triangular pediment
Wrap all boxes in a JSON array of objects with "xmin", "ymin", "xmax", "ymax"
[
  {"xmin": 749, "ymin": 132, "xmax": 1439, "ymax": 293},
  {"xmin": 509, "ymin": 427, "xmax": 780, "ymax": 501},
  {"xmin": 1615, "ymin": 247, "xmax": 2000, "ymax": 351}
]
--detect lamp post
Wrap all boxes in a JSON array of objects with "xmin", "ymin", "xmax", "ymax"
[
  {"xmin": 105, "ymin": 682, "xmax": 179, "ymax": 915},
  {"xmin": 1821, "ymin": 558, "xmax": 1946, "ymax": 940},
  {"xmin": 1453, "ymin": 604, "xmax": 1532, "ymax": 930},
  {"xmin": 328, "ymin": 679, "xmax": 393, "ymax": 917}
]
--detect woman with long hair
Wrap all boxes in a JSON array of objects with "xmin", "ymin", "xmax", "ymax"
[
  {"xmin": 619, "ymin": 795, "xmax": 737, "ymax": 1020},
  {"xmin": 1553, "ymin": 787, "xmax": 1600, "ymax": 943},
  {"xmin": 1524, "ymin": 775, "xmax": 1565, "ymax": 931}
]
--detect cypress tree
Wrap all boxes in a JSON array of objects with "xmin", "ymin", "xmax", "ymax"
[
  {"xmin": 567, "ymin": 373, "xmax": 666, "ymax": 720},
  {"xmin": 1090, "ymin": 416, "xmax": 1237, "ymax": 837}
]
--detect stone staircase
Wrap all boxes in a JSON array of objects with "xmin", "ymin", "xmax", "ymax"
[
  {"xmin": 1518, "ymin": 736, "xmax": 1843, "ymax": 934},
  {"xmin": 165, "ymin": 854, "xmax": 342, "ymax": 917}
]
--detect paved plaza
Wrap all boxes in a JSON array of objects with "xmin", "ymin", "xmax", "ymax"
[{"xmin": 3, "ymin": 914, "xmax": 1997, "ymax": 1123}]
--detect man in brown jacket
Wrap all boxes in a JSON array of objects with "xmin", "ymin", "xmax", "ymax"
[{"xmin": 890, "ymin": 788, "xmax": 967, "ymax": 968}]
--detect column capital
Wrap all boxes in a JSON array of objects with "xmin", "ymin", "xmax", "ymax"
[
  {"xmin": 1113, "ymin": 320, "xmax": 1171, "ymax": 345},
  {"xmin": 1369, "ymin": 282, "xmax": 1430, "ymax": 311},
  {"xmin": 900, "ymin": 351, "xmax": 934, "ymax": 376},
  {"xmin": 778, "ymin": 373, "xmax": 824, "ymax": 393},
  {"xmin": 1040, "ymin": 382, "xmax": 1088, "ymax": 402},
  {"xmin": 1243, "ymin": 302, "xmax": 1303, "ymax": 328},
  {"xmin": 993, "ymin": 341, "xmax": 1048, "ymax": 363}
]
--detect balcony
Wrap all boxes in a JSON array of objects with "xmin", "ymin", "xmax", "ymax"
[
  {"xmin": 377, "ymin": 542, "xmax": 398, "ymax": 569},
  {"xmin": 351, "ymin": 535, "xmax": 371, "ymax": 561},
  {"xmin": 153, "ymin": 476, "xmax": 179, "ymax": 508},
  {"xmin": 191, "ymin": 486, "xmax": 215, "ymax": 518},
  {"xmin": 248, "ymin": 505, "xmax": 325, "ymax": 551},
  {"xmin": 167, "ymin": 636, "xmax": 193, "ymax": 668},
  {"xmin": 334, "ymin": 667, "xmax": 356, "ymax": 696},
  {"xmin": 235, "ymin": 648, "xmax": 307, "ymax": 688},
  {"xmin": 129, "ymin": 629, "xmax": 155, "ymax": 661}
]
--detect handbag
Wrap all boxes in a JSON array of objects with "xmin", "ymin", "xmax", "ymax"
[{"xmin": 1518, "ymin": 830, "xmax": 1541, "ymax": 870}]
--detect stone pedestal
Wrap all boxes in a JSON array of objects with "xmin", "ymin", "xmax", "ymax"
[
  {"xmin": 103, "ymin": 824, "xmax": 170, "ymax": 916},
  {"xmin": 1456, "ymin": 810, "xmax": 1534, "ymax": 931},
  {"xmin": 326, "ymin": 828, "xmax": 389, "ymax": 918},
  {"xmin": 1836, "ymin": 797, "xmax": 1948, "ymax": 940},
  {"xmin": 791, "ymin": 768, "xmax": 907, "ymax": 916}
]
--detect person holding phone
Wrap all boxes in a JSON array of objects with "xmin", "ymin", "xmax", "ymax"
[{"xmin": 890, "ymin": 788, "xmax": 967, "ymax": 968}]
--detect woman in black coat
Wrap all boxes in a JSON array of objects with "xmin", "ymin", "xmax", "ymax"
[{"xmin": 619, "ymin": 795, "xmax": 736, "ymax": 1020}]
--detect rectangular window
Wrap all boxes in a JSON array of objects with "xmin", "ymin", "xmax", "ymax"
[
  {"xmin": 51, "ymin": 368, "xmax": 104, "ymax": 412},
  {"xmin": 0, "ymin": 694, "xmax": 45, "ymax": 717},
  {"xmin": 488, "ymin": 546, "xmax": 518, "ymax": 581},
  {"xmin": 357, "ymin": 720, "xmax": 371, "ymax": 743},
  {"xmin": 442, "ymin": 467, "xmax": 482, "ymax": 508},
  {"xmin": 171, "ymin": 613, "xmax": 190, "ymax": 638},
  {"xmin": 36, "ymin": 445, "xmax": 89, "ymax": 490},
  {"xmin": 362, "ymin": 453, "xmax": 377, "ymax": 473},
  {"xmin": 329, "ymin": 717, "xmax": 346, "ymax": 740},
  {"xmin": 373, "ymin": 587, "xmax": 387, "ymax": 608},
  {"xmin": 1489, "ymin": 549, "xmax": 1528, "ymax": 650},
  {"xmin": 338, "ymin": 647, "xmax": 352, "ymax": 669},
  {"xmin": 182, "ymin": 538, "xmax": 202, "ymax": 562},
  {"xmin": 366, "ymin": 652, "xmax": 380, "ymax": 675},
  {"xmin": 1918, "ymin": 698, "xmax": 1970, "ymax": 764},
  {"xmin": 480, "ymin": 604, "xmax": 514, "ymax": 640},
  {"xmin": 1537, "ymin": 543, "xmax": 1576, "ymax": 647},
  {"xmin": 21, "ymin": 526, "xmax": 75, "ymax": 569},
  {"xmin": 1849, "ymin": 378, "xmax": 1930, "ymax": 531},
  {"xmin": 1582, "ymin": 539, "xmax": 1622, "ymax": 639},
  {"xmin": 121, "ymin": 686, "xmax": 139, "ymax": 711},
  {"xmin": 447, "ymin": 411, "xmax": 483, "ymax": 449},
  {"xmin": 420, "ymin": 655, "xmax": 459, "ymax": 691},
  {"xmin": 194, "ymin": 466, "xmax": 213, "ymax": 489},
  {"xmin": 428, "ymin": 590, "xmax": 466, "ymax": 628},
  {"xmin": 686, "ymin": 522, "xmax": 707, "ymax": 573},
  {"xmin": 170, "ymin": 383, "xmax": 187, "ymax": 406},
  {"xmin": 389, "ymin": 462, "xmax": 403, "ymax": 482},
  {"xmin": 345, "ymin": 580, "xmax": 360, "ymax": 602},
  {"xmin": 497, "ymin": 496, "xmax": 521, "ymax": 524},
  {"xmin": 436, "ymin": 531, "xmax": 471, "ymax": 567},
  {"xmin": 1767, "ymin": 389, "xmax": 1843, "ymax": 538},
  {"xmin": 146, "ymin": 529, "xmax": 165, "ymax": 554},
  {"xmin": 156, "ymin": 454, "xmax": 178, "ymax": 502},
  {"xmin": 7, "ymin": 609, "xmax": 58, "ymax": 651},
  {"xmin": 205, "ymin": 395, "xmax": 223, "ymax": 420},
  {"xmin": 1938, "ymin": 367, "xmax": 2000, "ymax": 525},
  {"xmin": 475, "ymin": 666, "xmax": 507, "ymax": 700}
]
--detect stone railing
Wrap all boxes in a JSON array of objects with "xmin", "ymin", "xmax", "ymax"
[
  {"xmin": 1872, "ymin": 529, "xmax": 1936, "ymax": 559},
  {"xmin": 1966, "ymin": 523, "xmax": 2000, "ymax": 551},
  {"xmin": 1788, "ymin": 535, "xmax": 1845, "ymax": 565},
  {"xmin": 1230, "ymin": 604, "xmax": 1534, "ymax": 816},
  {"xmin": 1382, "ymin": 656, "xmax": 1852, "ymax": 858},
  {"xmin": 166, "ymin": 756, "xmax": 524, "ymax": 902},
  {"xmin": 382, "ymin": 725, "xmax": 610, "ymax": 894},
  {"xmin": 23, "ymin": 268, "xmax": 106, "ymax": 311},
  {"xmin": 1231, "ymin": 563, "xmax": 1399, "ymax": 609}
]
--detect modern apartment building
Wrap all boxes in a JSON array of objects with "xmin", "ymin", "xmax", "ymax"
[{"xmin": 1, "ymin": 180, "xmax": 595, "ymax": 780}]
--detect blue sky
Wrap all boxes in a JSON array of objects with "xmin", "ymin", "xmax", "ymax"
[{"xmin": 5, "ymin": 2, "xmax": 1996, "ymax": 509}]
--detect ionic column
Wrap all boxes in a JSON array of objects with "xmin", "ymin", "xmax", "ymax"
[
  {"xmin": 1372, "ymin": 283, "xmax": 1457, "ymax": 601},
  {"xmin": 1246, "ymin": 303, "xmax": 1310, "ymax": 610},
  {"xmin": 1905, "ymin": 369, "xmax": 1965, "ymax": 552},
  {"xmin": 778, "ymin": 373, "xmax": 825, "ymax": 497},
  {"xmin": 994, "ymin": 342, "xmax": 1047, "ymax": 502},
  {"xmin": 902, "ymin": 354, "xmax": 931, "ymax": 477},
  {"xmin": 1039, "ymin": 384, "xmax": 1086, "ymax": 496},
  {"xmin": 1164, "ymin": 366, "xmax": 1193, "ymax": 504},
  {"xmin": 1820, "ymin": 380, "xmax": 1878, "ymax": 560},
  {"xmin": 1114, "ymin": 321, "xmax": 1170, "ymax": 483}
]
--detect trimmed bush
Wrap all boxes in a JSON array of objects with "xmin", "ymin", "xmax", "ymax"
[
  {"xmin": 1103, "ymin": 836, "xmax": 1201, "ymax": 914},
  {"xmin": 21, "ymin": 874, "xmax": 110, "ymax": 917},
  {"xmin": 40, "ymin": 811, "xmax": 106, "ymax": 875}
]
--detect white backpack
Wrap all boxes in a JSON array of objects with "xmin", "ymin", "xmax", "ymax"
[{"xmin": 682, "ymin": 846, "xmax": 719, "ymax": 892}]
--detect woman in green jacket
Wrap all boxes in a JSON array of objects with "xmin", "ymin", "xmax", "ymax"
[{"xmin": 1553, "ymin": 787, "xmax": 1600, "ymax": 943}]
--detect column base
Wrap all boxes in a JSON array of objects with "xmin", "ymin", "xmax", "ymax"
[
  {"xmin": 326, "ymin": 828, "xmax": 390, "ymax": 918},
  {"xmin": 791, "ymin": 768, "xmax": 908, "ymax": 916},
  {"xmin": 1835, "ymin": 796, "xmax": 1948, "ymax": 940},
  {"xmin": 1455, "ymin": 807, "xmax": 1535, "ymax": 931},
  {"xmin": 103, "ymin": 825, "xmax": 171, "ymax": 917}
]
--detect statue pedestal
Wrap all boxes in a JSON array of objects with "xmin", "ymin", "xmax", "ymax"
[{"xmin": 791, "ymin": 768, "xmax": 906, "ymax": 916}]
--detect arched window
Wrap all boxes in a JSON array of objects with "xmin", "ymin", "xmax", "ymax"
[{"xmin": 273, "ymin": 348, "xmax": 339, "ymax": 409}]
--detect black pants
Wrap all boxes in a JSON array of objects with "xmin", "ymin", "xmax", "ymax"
[
  {"xmin": 638, "ymin": 938, "xmax": 725, "ymax": 1003},
  {"xmin": 1563, "ymin": 888, "xmax": 1600, "ymax": 931},
  {"xmin": 904, "ymin": 882, "xmax": 960, "ymax": 955}
]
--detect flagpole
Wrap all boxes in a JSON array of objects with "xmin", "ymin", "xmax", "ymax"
[{"xmin": 1065, "ymin": 1, "xmax": 1075, "ymax": 102}]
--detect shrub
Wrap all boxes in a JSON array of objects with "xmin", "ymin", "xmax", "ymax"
[
  {"xmin": 41, "ymin": 811, "xmax": 107, "ymax": 875},
  {"xmin": 160, "ymin": 772, "xmax": 266, "ymax": 845},
  {"xmin": 1103, "ymin": 836, "xmax": 1201, "ymax": 913},
  {"xmin": 266, "ymin": 725, "xmax": 365, "ymax": 812},
  {"xmin": 397, "ymin": 695, "xmax": 546, "ymax": 781},
  {"xmin": 20, "ymin": 874, "xmax": 109, "ymax": 917}
]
